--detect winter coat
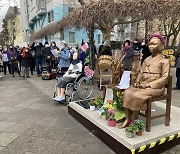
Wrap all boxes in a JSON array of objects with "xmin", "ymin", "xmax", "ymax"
[
  {"xmin": 2, "ymin": 51, "xmax": 9, "ymax": 62},
  {"xmin": 42, "ymin": 47, "xmax": 52, "ymax": 59},
  {"xmin": 0, "ymin": 51, "xmax": 2, "ymax": 65},
  {"xmin": 123, "ymin": 47, "xmax": 134, "ymax": 71},
  {"xmin": 58, "ymin": 47, "xmax": 71, "ymax": 68},
  {"xmin": 21, "ymin": 51, "xmax": 32, "ymax": 67},
  {"xmin": 7, "ymin": 49, "xmax": 18, "ymax": 63},
  {"xmin": 34, "ymin": 45, "xmax": 43, "ymax": 59}
]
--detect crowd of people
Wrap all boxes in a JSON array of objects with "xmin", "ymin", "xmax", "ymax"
[
  {"xmin": 0, "ymin": 38, "xmax": 179, "ymax": 91},
  {"xmin": 0, "ymin": 40, "xmax": 91, "ymax": 79}
]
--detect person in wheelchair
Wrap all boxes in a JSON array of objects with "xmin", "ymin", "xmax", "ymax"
[{"xmin": 53, "ymin": 52, "xmax": 82, "ymax": 102}]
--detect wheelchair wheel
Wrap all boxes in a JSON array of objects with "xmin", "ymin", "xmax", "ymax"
[{"xmin": 77, "ymin": 77, "xmax": 93, "ymax": 100}]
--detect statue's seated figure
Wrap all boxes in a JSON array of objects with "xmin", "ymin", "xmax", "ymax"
[{"xmin": 119, "ymin": 34, "xmax": 170, "ymax": 128}]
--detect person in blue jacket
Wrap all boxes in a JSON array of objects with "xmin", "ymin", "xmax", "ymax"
[{"xmin": 58, "ymin": 41, "xmax": 71, "ymax": 76}]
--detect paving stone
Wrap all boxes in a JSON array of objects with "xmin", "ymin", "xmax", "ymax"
[
  {"xmin": 7, "ymin": 135, "xmax": 39, "ymax": 151},
  {"xmin": 0, "ymin": 107, "xmax": 22, "ymax": 113},
  {"xmin": 0, "ymin": 121, "xmax": 16, "ymax": 131},
  {"xmin": 0, "ymin": 132, "xmax": 21, "ymax": 146},
  {"xmin": 0, "ymin": 112, "xmax": 13, "ymax": 122},
  {"xmin": 0, "ymin": 147, "xmax": 20, "ymax": 154},
  {"xmin": 22, "ymin": 125, "xmax": 50, "ymax": 137},
  {"xmin": 43, "ymin": 127, "xmax": 68, "ymax": 141},
  {"xmin": 36, "ymin": 117, "xmax": 60, "ymax": 126},
  {"xmin": 29, "ymin": 138, "xmax": 61, "ymax": 154},
  {"xmin": 6, "ymin": 123, "xmax": 32, "ymax": 134}
]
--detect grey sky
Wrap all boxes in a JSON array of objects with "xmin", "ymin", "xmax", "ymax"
[{"xmin": 0, "ymin": 0, "xmax": 20, "ymax": 31}]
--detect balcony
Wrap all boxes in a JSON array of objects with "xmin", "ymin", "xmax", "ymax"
[{"xmin": 36, "ymin": 0, "xmax": 46, "ymax": 15}]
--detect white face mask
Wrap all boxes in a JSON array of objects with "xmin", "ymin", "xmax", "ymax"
[
  {"xmin": 142, "ymin": 42, "xmax": 145, "ymax": 46},
  {"xmin": 45, "ymin": 44, "xmax": 49, "ymax": 47},
  {"xmin": 4, "ymin": 48, "xmax": 7, "ymax": 51}
]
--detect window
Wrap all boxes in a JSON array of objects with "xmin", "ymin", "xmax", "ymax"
[
  {"xmin": 48, "ymin": 10, "xmax": 54, "ymax": 23},
  {"xmin": 60, "ymin": 30, "xmax": 64, "ymax": 40},
  {"xmin": 68, "ymin": 7, "xmax": 74, "ymax": 13},
  {"xmin": 69, "ymin": 32, "xmax": 75, "ymax": 43},
  {"xmin": 97, "ymin": 34, "xmax": 101, "ymax": 44}
]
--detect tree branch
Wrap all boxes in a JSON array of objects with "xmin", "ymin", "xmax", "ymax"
[{"xmin": 78, "ymin": 0, "xmax": 86, "ymax": 5}]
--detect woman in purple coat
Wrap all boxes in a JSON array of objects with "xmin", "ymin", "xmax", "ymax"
[{"xmin": 7, "ymin": 45, "xmax": 21, "ymax": 77}]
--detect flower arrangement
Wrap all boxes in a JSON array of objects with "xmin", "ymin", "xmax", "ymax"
[
  {"xmin": 88, "ymin": 97, "xmax": 103, "ymax": 107},
  {"xmin": 134, "ymin": 119, "xmax": 144, "ymax": 136},
  {"xmin": 125, "ymin": 120, "xmax": 145, "ymax": 137},
  {"xmin": 88, "ymin": 99, "xmax": 96, "ymax": 106},
  {"xmin": 107, "ymin": 108, "xmax": 116, "ymax": 120},
  {"xmin": 107, "ymin": 108, "xmax": 116, "ymax": 126}
]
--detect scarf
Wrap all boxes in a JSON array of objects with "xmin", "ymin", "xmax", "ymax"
[{"xmin": 122, "ymin": 46, "xmax": 130, "ymax": 55}]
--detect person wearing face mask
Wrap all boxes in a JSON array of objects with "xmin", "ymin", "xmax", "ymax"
[
  {"xmin": 50, "ymin": 41, "xmax": 59, "ymax": 70},
  {"xmin": 7, "ymin": 45, "xmax": 21, "ymax": 77},
  {"xmin": 42, "ymin": 41, "xmax": 52, "ymax": 65},
  {"xmin": 2, "ymin": 46, "xmax": 11, "ymax": 75},
  {"xmin": 21, "ymin": 47, "xmax": 32, "ymax": 79},
  {"xmin": 53, "ymin": 52, "xmax": 82, "ymax": 102},
  {"xmin": 57, "ymin": 41, "xmax": 71, "ymax": 76}
]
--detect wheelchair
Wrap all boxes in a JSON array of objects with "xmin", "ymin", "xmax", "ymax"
[{"xmin": 53, "ymin": 65, "xmax": 94, "ymax": 103}]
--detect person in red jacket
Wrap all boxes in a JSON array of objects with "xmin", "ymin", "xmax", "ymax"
[{"xmin": 21, "ymin": 47, "xmax": 32, "ymax": 79}]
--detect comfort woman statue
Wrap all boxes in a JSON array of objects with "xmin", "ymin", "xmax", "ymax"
[{"xmin": 119, "ymin": 34, "xmax": 170, "ymax": 129}]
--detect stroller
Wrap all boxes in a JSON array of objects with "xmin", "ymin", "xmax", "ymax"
[{"xmin": 41, "ymin": 59, "xmax": 52, "ymax": 80}]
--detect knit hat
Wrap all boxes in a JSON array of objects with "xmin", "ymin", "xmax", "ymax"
[{"xmin": 149, "ymin": 34, "xmax": 166, "ymax": 46}]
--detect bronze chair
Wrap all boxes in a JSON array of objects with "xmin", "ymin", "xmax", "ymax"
[{"xmin": 140, "ymin": 76, "xmax": 172, "ymax": 132}]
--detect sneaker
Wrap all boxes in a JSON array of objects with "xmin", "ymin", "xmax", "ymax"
[
  {"xmin": 12, "ymin": 74, "xmax": 15, "ymax": 77},
  {"xmin": 22, "ymin": 76, "xmax": 25, "ymax": 79},
  {"xmin": 56, "ymin": 96, "xmax": 65, "ymax": 102},
  {"xmin": 53, "ymin": 95, "xmax": 59, "ymax": 100},
  {"xmin": 53, "ymin": 96, "xmax": 62, "ymax": 101},
  {"xmin": 27, "ymin": 76, "xmax": 30, "ymax": 78}
]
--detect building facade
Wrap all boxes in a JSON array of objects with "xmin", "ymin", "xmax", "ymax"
[
  {"xmin": 19, "ymin": 0, "xmax": 102, "ymax": 47},
  {"xmin": 3, "ymin": 6, "xmax": 24, "ymax": 46}
]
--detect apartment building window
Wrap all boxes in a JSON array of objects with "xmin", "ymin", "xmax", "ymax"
[
  {"xmin": 97, "ymin": 34, "xmax": 101, "ymax": 44},
  {"xmin": 68, "ymin": 7, "xmax": 74, "ymax": 13},
  {"xmin": 48, "ymin": 10, "xmax": 54, "ymax": 23},
  {"xmin": 69, "ymin": 32, "xmax": 75, "ymax": 43}
]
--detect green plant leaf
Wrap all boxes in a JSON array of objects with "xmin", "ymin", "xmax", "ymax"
[{"xmin": 114, "ymin": 110, "xmax": 125, "ymax": 121}]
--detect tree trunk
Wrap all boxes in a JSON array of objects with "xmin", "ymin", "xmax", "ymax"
[
  {"xmin": 145, "ymin": 19, "xmax": 148, "ymax": 39},
  {"xmin": 78, "ymin": 0, "xmax": 86, "ymax": 5},
  {"xmin": 89, "ymin": 24, "xmax": 95, "ymax": 70},
  {"xmin": 166, "ymin": 36, "xmax": 170, "ymax": 47}
]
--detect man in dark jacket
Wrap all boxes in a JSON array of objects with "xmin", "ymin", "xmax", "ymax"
[
  {"xmin": 32, "ymin": 42, "xmax": 43, "ymax": 77},
  {"xmin": 42, "ymin": 41, "xmax": 52, "ymax": 65}
]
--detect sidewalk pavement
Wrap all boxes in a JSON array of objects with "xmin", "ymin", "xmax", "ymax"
[{"xmin": 0, "ymin": 67, "xmax": 179, "ymax": 154}]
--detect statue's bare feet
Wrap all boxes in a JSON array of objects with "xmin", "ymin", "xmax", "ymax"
[{"xmin": 118, "ymin": 119, "xmax": 129, "ymax": 129}]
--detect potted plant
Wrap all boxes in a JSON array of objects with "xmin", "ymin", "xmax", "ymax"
[
  {"xmin": 95, "ymin": 97, "xmax": 104, "ymax": 109},
  {"xmin": 134, "ymin": 119, "xmax": 144, "ymax": 136},
  {"xmin": 88, "ymin": 99, "xmax": 96, "ymax": 110},
  {"xmin": 107, "ymin": 108, "xmax": 116, "ymax": 127},
  {"xmin": 125, "ymin": 122, "xmax": 137, "ymax": 138}
]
